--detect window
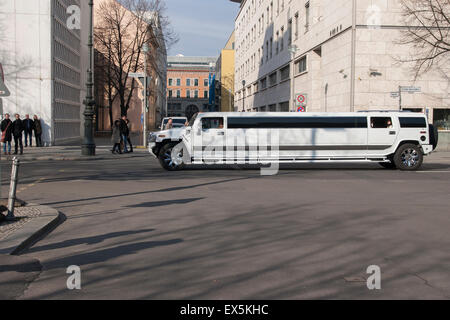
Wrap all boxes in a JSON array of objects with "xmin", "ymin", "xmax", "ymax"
[
  {"xmin": 168, "ymin": 90, "xmax": 173, "ymax": 98},
  {"xmin": 269, "ymin": 72, "xmax": 277, "ymax": 86},
  {"xmin": 276, "ymin": 31, "xmax": 279, "ymax": 54},
  {"xmin": 228, "ymin": 117, "xmax": 368, "ymax": 129},
  {"xmin": 194, "ymin": 90, "xmax": 198, "ymax": 98},
  {"xmin": 370, "ymin": 117, "xmax": 393, "ymax": 128},
  {"xmin": 202, "ymin": 117, "xmax": 224, "ymax": 130},
  {"xmin": 260, "ymin": 77, "xmax": 267, "ymax": 89},
  {"xmin": 186, "ymin": 78, "xmax": 191, "ymax": 86},
  {"xmin": 433, "ymin": 108, "xmax": 450, "ymax": 130},
  {"xmin": 204, "ymin": 90, "xmax": 208, "ymax": 98},
  {"xmin": 305, "ymin": 2, "xmax": 310, "ymax": 33},
  {"xmin": 204, "ymin": 79, "xmax": 209, "ymax": 86},
  {"xmin": 186, "ymin": 90, "xmax": 191, "ymax": 98},
  {"xmin": 270, "ymin": 37, "xmax": 273, "ymax": 59},
  {"xmin": 295, "ymin": 12, "xmax": 299, "ymax": 39},
  {"xmin": 176, "ymin": 90, "xmax": 181, "ymax": 98},
  {"xmin": 399, "ymin": 117, "xmax": 427, "ymax": 128},
  {"xmin": 280, "ymin": 26, "xmax": 284, "ymax": 51},
  {"xmin": 168, "ymin": 78, "xmax": 173, "ymax": 86},
  {"xmin": 296, "ymin": 56, "xmax": 307, "ymax": 74},
  {"xmin": 194, "ymin": 79, "xmax": 199, "ymax": 86},
  {"xmin": 176, "ymin": 78, "xmax": 181, "ymax": 86},
  {"xmin": 288, "ymin": 19, "xmax": 292, "ymax": 45},
  {"xmin": 280, "ymin": 65, "xmax": 290, "ymax": 81}
]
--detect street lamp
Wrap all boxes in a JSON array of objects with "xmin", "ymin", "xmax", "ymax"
[
  {"xmin": 209, "ymin": 62, "xmax": 215, "ymax": 112},
  {"xmin": 142, "ymin": 43, "xmax": 149, "ymax": 148},
  {"xmin": 82, "ymin": 0, "xmax": 96, "ymax": 156},
  {"xmin": 288, "ymin": 45, "xmax": 298, "ymax": 112},
  {"xmin": 242, "ymin": 80, "xmax": 246, "ymax": 112}
]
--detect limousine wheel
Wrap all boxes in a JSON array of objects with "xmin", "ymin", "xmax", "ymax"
[
  {"xmin": 158, "ymin": 142, "xmax": 185, "ymax": 171},
  {"xmin": 393, "ymin": 144, "xmax": 423, "ymax": 171}
]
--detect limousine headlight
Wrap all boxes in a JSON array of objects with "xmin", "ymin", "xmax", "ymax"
[{"xmin": 148, "ymin": 132, "xmax": 157, "ymax": 143}]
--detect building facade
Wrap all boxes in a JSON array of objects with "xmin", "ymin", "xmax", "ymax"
[
  {"xmin": 215, "ymin": 31, "xmax": 236, "ymax": 112},
  {"xmin": 166, "ymin": 56, "xmax": 217, "ymax": 119},
  {"xmin": 232, "ymin": 0, "xmax": 450, "ymax": 129},
  {"xmin": 1, "ymin": 0, "xmax": 89, "ymax": 145},
  {"xmin": 94, "ymin": 1, "xmax": 167, "ymax": 133}
]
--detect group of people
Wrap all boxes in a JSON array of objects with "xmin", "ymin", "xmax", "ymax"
[
  {"xmin": 1, "ymin": 113, "xmax": 43, "ymax": 155},
  {"xmin": 111, "ymin": 115, "xmax": 133, "ymax": 154}
]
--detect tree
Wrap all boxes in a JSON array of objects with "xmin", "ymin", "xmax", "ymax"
[
  {"xmin": 94, "ymin": 0, "xmax": 176, "ymax": 118},
  {"xmin": 399, "ymin": 0, "xmax": 450, "ymax": 78}
]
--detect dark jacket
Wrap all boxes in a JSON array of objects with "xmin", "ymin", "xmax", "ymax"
[
  {"xmin": 23, "ymin": 118, "xmax": 34, "ymax": 133},
  {"xmin": 33, "ymin": 119, "xmax": 42, "ymax": 135},
  {"xmin": 12, "ymin": 119, "xmax": 24, "ymax": 137},
  {"xmin": 111, "ymin": 125, "xmax": 121, "ymax": 144},
  {"xmin": 1, "ymin": 119, "xmax": 13, "ymax": 142},
  {"xmin": 119, "ymin": 119, "xmax": 129, "ymax": 136}
]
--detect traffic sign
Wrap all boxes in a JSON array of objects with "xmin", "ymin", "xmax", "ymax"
[
  {"xmin": 128, "ymin": 72, "xmax": 145, "ymax": 78},
  {"xmin": 401, "ymin": 86, "xmax": 421, "ymax": 93},
  {"xmin": 297, "ymin": 106, "xmax": 306, "ymax": 112},
  {"xmin": 390, "ymin": 92, "xmax": 399, "ymax": 98},
  {"xmin": 295, "ymin": 93, "xmax": 307, "ymax": 106}
]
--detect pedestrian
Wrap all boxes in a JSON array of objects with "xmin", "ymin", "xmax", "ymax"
[
  {"xmin": 119, "ymin": 115, "xmax": 129, "ymax": 153},
  {"xmin": 11, "ymin": 113, "xmax": 24, "ymax": 155},
  {"xmin": 23, "ymin": 114, "xmax": 34, "ymax": 147},
  {"xmin": 111, "ymin": 119, "xmax": 122, "ymax": 154},
  {"xmin": 33, "ymin": 115, "xmax": 43, "ymax": 147},
  {"xmin": 126, "ymin": 118, "xmax": 133, "ymax": 153},
  {"xmin": 1, "ymin": 113, "xmax": 13, "ymax": 155}
]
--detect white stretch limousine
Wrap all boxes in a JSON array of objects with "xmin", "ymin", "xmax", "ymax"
[{"xmin": 148, "ymin": 112, "xmax": 438, "ymax": 171}]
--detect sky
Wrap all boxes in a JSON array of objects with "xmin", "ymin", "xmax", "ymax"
[{"xmin": 165, "ymin": 0, "xmax": 239, "ymax": 57}]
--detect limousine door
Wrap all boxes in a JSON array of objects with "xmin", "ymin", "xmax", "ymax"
[
  {"xmin": 198, "ymin": 117, "xmax": 226, "ymax": 162},
  {"xmin": 368, "ymin": 116, "xmax": 398, "ymax": 155}
]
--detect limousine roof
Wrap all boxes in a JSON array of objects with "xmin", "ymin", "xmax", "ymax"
[{"xmin": 197, "ymin": 111, "xmax": 425, "ymax": 118}]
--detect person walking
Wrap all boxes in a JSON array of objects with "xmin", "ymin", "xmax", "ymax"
[
  {"xmin": 12, "ymin": 113, "xmax": 24, "ymax": 155},
  {"xmin": 126, "ymin": 118, "xmax": 133, "ymax": 153},
  {"xmin": 119, "ymin": 115, "xmax": 129, "ymax": 153},
  {"xmin": 1, "ymin": 113, "xmax": 13, "ymax": 155},
  {"xmin": 33, "ymin": 115, "xmax": 43, "ymax": 147},
  {"xmin": 111, "ymin": 120, "xmax": 122, "ymax": 154},
  {"xmin": 23, "ymin": 114, "xmax": 34, "ymax": 147}
]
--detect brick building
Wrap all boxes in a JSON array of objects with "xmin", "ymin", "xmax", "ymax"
[{"xmin": 167, "ymin": 56, "xmax": 217, "ymax": 119}]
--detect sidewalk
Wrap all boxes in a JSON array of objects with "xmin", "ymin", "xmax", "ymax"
[{"xmin": 0, "ymin": 136, "xmax": 149, "ymax": 161}]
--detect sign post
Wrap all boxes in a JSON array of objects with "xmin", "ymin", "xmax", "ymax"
[{"xmin": 295, "ymin": 94, "xmax": 307, "ymax": 112}]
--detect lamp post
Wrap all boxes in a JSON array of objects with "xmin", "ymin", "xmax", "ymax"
[
  {"xmin": 142, "ymin": 43, "xmax": 149, "ymax": 148},
  {"xmin": 82, "ymin": 0, "xmax": 96, "ymax": 156},
  {"xmin": 242, "ymin": 80, "xmax": 246, "ymax": 112},
  {"xmin": 288, "ymin": 45, "xmax": 298, "ymax": 112},
  {"xmin": 209, "ymin": 62, "xmax": 215, "ymax": 112}
]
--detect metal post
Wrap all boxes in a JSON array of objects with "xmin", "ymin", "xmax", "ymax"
[
  {"xmin": 242, "ymin": 80, "xmax": 246, "ymax": 112},
  {"xmin": 399, "ymin": 86, "xmax": 402, "ymax": 111},
  {"xmin": 6, "ymin": 157, "xmax": 20, "ymax": 220},
  {"xmin": 81, "ymin": 0, "xmax": 96, "ymax": 156},
  {"xmin": 142, "ymin": 44, "xmax": 149, "ymax": 148}
]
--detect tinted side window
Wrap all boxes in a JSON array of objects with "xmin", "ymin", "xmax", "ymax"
[
  {"xmin": 227, "ymin": 117, "xmax": 367, "ymax": 129},
  {"xmin": 399, "ymin": 117, "xmax": 426, "ymax": 128},
  {"xmin": 370, "ymin": 117, "xmax": 393, "ymax": 128},
  {"xmin": 202, "ymin": 118, "xmax": 224, "ymax": 129}
]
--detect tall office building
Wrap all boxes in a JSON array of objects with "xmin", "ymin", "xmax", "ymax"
[{"xmin": 0, "ymin": 0, "xmax": 89, "ymax": 145}]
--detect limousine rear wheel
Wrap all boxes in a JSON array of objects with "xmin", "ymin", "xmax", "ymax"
[
  {"xmin": 158, "ymin": 142, "xmax": 185, "ymax": 171},
  {"xmin": 393, "ymin": 144, "xmax": 423, "ymax": 171}
]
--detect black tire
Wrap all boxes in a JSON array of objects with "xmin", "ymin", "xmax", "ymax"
[
  {"xmin": 393, "ymin": 143, "xmax": 423, "ymax": 171},
  {"xmin": 158, "ymin": 142, "xmax": 185, "ymax": 171},
  {"xmin": 378, "ymin": 161, "xmax": 396, "ymax": 169},
  {"xmin": 429, "ymin": 124, "xmax": 439, "ymax": 150}
]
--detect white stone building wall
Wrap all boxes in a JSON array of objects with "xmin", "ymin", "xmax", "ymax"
[{"xmin": 233, "ymin": 0, "xmax": 450, "ymax": 124}]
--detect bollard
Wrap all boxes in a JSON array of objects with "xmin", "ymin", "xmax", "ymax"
[{"xmin": 6, "ymin": 157, "xmax": 20, "ymax": 220}]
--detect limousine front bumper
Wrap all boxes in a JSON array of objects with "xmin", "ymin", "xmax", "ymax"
[
  {"xmin": 422, "ymin": 144, "xmax": 433, "ymax": 155},
  {"xmin": 148, "ymin": 142, "xmax": 157, "ymax": 158}
]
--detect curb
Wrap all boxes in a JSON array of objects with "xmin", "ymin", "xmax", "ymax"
[
  {"xmin": 0, "ymin": 153, "xmax": 148, "ymax": 162},
  {"xmin": 0, "ymin": 203, "xmax": 65, "ymax": 255}
]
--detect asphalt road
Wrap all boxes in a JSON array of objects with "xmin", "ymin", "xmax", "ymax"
[{"xmin": 1, "ymin": 152, "xmax": 450, "ymax": 299}]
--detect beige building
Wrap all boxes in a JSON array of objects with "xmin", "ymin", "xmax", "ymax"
[
  {"xmin": 215, "ymin": 31, "xmax": 236, "ymax": 112},
  {"xmin": 232, "ymin": 0, "xmax": 450, "ymax": 130}
]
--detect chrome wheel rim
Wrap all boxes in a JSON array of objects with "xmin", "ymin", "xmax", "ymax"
[
  {"xmin": 401, "ymin": 148, "xmax": 419, "ymax": 167},
  {"xmin": 162, "ymin": 147, "xmax": 183, "ymax": 168}
]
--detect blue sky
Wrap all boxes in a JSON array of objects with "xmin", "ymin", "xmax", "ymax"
[{"xmin": 165, "ymin": 0, "xmax": 239, "ymax": 57}]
